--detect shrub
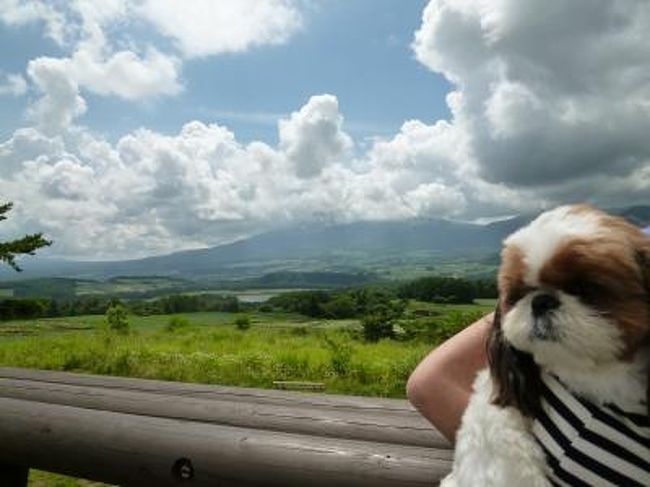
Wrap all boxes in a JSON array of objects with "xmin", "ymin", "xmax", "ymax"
[
  {"xmin": 320, "ymin": 294, "xmax": 357, "ymax": 319},
  {"xmin": 105, "ymin": 304, "xmax": 130, "ymax": 334},
  {"xmin": 360, "ymin": 300, "xmax": 405, "ymax": 342},
  {"xmin": 322, "ymin": 333, "xmax": 354, "ymax": 376},
  {"xmin": 235, "ymin": 315, "xmax": 251, "ymax": 330},
  {"xmin": 0, "ymin": 298, "xmax": 48, "ymax": 320},
  {"xmin": 166, "ymin": 315, "xmax": 190, "ymax": 332},
  {"xmin": 398, "ymin": 309, "xmax": 486, "ymax": 344},
  {"xmin": 290, "ymin": 325, "xmax": 309, "ymax": 336},
  {"xmin": 361, "ymin": 313, "xmax": 395, "ymax": 342}
]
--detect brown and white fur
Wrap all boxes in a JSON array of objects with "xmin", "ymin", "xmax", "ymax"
[{"xmin": 442, "ymin": 204, "xmax": 650, "ymax": 486}]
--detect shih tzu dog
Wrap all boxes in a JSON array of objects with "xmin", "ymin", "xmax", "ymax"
[{"xmin": 443, "ymin": 204, "xmax": 649, "ymax": 486}]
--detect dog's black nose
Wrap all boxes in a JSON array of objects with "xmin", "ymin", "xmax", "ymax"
[{"xmin": 531, "ymin": 293, "xmax": 560, "ymax": 316}]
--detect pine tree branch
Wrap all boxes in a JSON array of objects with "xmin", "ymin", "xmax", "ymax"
[
  {"xmin": 0, "ymin": 202, "xmax": 52, "ymax": 272},
  {"xmin": 0, "ymin": 202, "xmax": 13, "ymax": 222},
  {"xmin": 0, "ymin": 233, "xmax": 52, "ymax": 272}
]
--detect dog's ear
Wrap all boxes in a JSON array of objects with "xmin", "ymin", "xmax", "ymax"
[
  {"xmin": 636, "ymin": 237, "xmax": 650, "ymax": 418},
  {"xmin": 487, "ymin": 303, "xmax": 542, "ymax": 417},
  {"xmin": 640, "ymin": 242, "xmax": 650, "ymax": 313},
  {"xmin": 636, "ymin": 236, "xmax": 650, "ymax": 296}
]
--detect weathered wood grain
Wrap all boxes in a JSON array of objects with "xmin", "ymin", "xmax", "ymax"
[
  {"xmin": 0, "ymin": 396, "xmax": 452, "ymax": 486},
  {"xmin": 0, "ymin": 368, "xmax": 453, "ymax": 485},
  {"xmin": 0, "ymin": 378, "xmax": 448, "ymax": 448},
  {"xmin": 0, "ymin": 367, "xmax": 413, "ymax": 412}
]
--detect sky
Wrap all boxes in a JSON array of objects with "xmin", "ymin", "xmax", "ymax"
[{"xmin": 0, "ymin": 0, "xmax": 649, "ymax": 260}]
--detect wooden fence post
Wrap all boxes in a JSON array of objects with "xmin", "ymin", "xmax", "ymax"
[{"xmin": 0, "ymin": 367, "xmax": 453, "ymax": 486}]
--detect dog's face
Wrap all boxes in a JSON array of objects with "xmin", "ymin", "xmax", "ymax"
[{"xmin": 498, "ymin": 204, "xmax": 650, "ymax": 374}]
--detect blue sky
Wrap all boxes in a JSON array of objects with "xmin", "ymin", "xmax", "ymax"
[
  {"xmin": 178, "ymin": 0, "xmax": 451, "ymax": 143},
  {"xmin": 1, "ymin": 0, "xmax": 450, "ymax": 144},
  {"xmin": 0, "ymin": 0, "xmax": 648, "ymax": 259}
]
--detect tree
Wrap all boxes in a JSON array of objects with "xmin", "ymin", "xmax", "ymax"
[
  {"xmin": 0, "ymin": 202, "xmax": 51, "ymax": 271},
  {"xmin": 360, "ymin": 300, "xmax": 406, "ymax": 342},
  {"xmin": 397, "ymin": 276, "xmax": 476, "ymax": 304},
  {"xmin": 106, "ymin": 303, "xmax": 130, "ymax": 334},
  {"xmin": 321, "ymin": 294, "xmax": 356, "ymax": 319},
  {"xmin": 234, "ymin": 315, "xmax": 251, "ymax": 330}
]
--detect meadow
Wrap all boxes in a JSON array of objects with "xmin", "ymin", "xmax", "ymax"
[{"xmin": 0, "ymin": 300, "xmax": 494, "ymax": 486}]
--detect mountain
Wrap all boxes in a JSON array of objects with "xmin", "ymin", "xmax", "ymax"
[
  {"xmin": 0, "ymin": 218, "xmax": 513, "ymax": 281},
  {"xmin": 2, "ymin": 205, "xmax": 648, "ymax": 283}
]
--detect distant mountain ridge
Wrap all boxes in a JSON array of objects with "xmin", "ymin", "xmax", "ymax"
[{"xmin": 2, "ymin": 205, "xmax": 648, "ymax": 282}]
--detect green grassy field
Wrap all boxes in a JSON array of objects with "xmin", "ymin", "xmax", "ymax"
[
  {"xmin": 28, "ymin": 471, "xmax": 110, "ymax": 487},
  {"xmin": 75, "ymin": 276, "xmax": 180, "ymax": 294},
  {"xmin": 0, "ymin": 315, "xmax": 426, "ymax": 396},
  {"xmin": 0, "ymin": 304, "xmax": 494, "ymax": 396},
  {"xmin": 0, "ymin": 302, "xmax": 494, "ymax": 486}
]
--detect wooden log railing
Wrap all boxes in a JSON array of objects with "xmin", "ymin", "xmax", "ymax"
[{"xmin": 0, "ymin": 368, "xmax": 453, "ymax": 486}]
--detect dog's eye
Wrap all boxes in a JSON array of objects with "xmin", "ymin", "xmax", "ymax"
[
  {"xmin": 505, "ymin": 287, "xmax": 528, "ymax": 306},
  {"xmin": 564, "ymin": 279, "xmax": 602, "ymax": 302}
]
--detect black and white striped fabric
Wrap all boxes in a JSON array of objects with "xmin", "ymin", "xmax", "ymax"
[{"xmin": 531, "ymin": 373, "xmax": 649, "ymax": 486}]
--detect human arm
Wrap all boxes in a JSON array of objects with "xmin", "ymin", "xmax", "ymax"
[{"xmin": 406, "ymin": 312, "xmax": 493, "ymax": 443}]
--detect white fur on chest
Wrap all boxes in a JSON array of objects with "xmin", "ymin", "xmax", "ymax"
[{"xmin": 441, "ymin": 370, "xmax": 550, "ymax": 487}]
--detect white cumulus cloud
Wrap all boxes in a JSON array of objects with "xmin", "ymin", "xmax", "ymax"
[
  {"xmin": 279, "ymin": 95, "xmax": 353, "ymax": 179},
  {"xmin": 413, "ymin": 0, "xmax": 650, "ymax": 190},
  {"xmin": 0, "ymin": 92, "xmax": 477, "ymax": 258},
  {"xmin": 27, "ymin": 57, "xmax": 87, "ymax": 134},
  {"xmin": 68, "ymin": 46, "xmax": 182, "ymax": 100},
  {"xmin": 136, "ymin": 0, "xmax": 303, "ymax": 58},
  {"xmin": 0, "ymin": 0, "xmax": 68, "ymax": 45},
  {"xmin": 0, "ymin": 73, "xmax": 27, "ymax": 96},
  {"xmin": 0, "ymin": 0, "xmax": 305, "ymax": 102}
]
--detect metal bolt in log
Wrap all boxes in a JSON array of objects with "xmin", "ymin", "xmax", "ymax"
[{"xmin": 172, "ymin": 457, "xmax": 194, "ymax": 481}]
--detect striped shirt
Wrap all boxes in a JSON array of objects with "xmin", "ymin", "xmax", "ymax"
[{"xmin": 531, "ymin": 373, "xmax": 649, "ymax": 486}]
